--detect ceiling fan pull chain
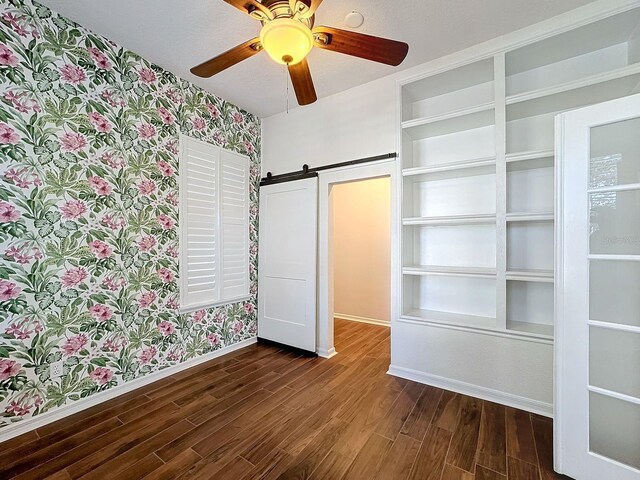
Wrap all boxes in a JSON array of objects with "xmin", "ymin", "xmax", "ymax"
[{"xmin": 285, "ymin": 63, "xmax": 289, "ymax": 114}]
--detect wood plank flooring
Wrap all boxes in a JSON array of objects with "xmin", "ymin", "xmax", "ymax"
[{"xmin": 0, "ymin": 319, "xmax": 569, "ymax": 480}]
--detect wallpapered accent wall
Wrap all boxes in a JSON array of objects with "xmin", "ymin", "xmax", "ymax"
[{"xmin": 0, "ymin": 0, "xmax": 261, "ymax": 430}]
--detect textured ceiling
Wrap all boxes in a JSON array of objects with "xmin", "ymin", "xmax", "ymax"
[{"xmin": 38, "ymin": 0, "xmax": 597, "ymax": 118}]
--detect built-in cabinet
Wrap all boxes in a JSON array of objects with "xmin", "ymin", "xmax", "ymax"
[{"xmin": 398, "ymin": 5, "xmax": 640, "ymax": 342}]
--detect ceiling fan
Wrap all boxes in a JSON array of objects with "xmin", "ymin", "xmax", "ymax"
[{"xmin": 190, "ymin": 0, "xmax": 409, "ymax": 106}]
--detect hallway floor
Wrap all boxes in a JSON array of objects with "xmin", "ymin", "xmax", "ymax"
[{"xmin": 0, "ymin": 320, "xmax": 564, "ymax": 479}]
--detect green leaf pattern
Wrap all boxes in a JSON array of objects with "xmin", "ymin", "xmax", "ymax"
[{"xmin": 0, "ymin": 0, "xmax": 261, "ymax": 429}]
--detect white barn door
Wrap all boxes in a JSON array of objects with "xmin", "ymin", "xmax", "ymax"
[{"xmin": 258, "ymin": 177, "xmax": 318, "ymax": 353}]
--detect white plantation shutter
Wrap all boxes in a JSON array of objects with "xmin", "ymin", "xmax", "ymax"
[
  {"xmin": 179, "ymin": 136, "xmax": 250, "ymax": 311},
  {"xmin": 220, "ymin": 150, "xmax": 250, "ymax": 300}
]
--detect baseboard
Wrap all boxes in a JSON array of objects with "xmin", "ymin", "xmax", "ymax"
[
  {"xmin": 334, "ymin": 313, "xmax": 390, "ymax": 327},
  {"xmin": 387, "ymin": 365, "xmax": 553, "ymax": 417},
  {"xmin": 0, "ymin": 337, "xmax": 257, "ymax": 443},
  {"xmin": 317, "ymin": 346, "xmax": 337, "ymax": 358}
]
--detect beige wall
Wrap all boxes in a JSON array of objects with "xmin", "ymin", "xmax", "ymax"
[{"xmin": 332, "ymin": 177, "xmax": 391, "ymax": 323}]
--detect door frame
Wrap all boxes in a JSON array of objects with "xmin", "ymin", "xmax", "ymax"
[{"xmin": 316, "ymin": 160, "xmax": 398, "ymax": 358}]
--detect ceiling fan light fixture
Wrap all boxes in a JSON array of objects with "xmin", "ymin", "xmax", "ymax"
[{"xmin": 259, "ymin": 18, "xmax": 314, "ymax": 65}]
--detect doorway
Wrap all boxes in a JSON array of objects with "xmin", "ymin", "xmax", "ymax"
[
  {"xmin": 316, "ymin": 160, "xmax": 398, "ymax": 359},
  {"xmin": 331, "ymin": 177, "xmax": 391, "ymax": 328}
]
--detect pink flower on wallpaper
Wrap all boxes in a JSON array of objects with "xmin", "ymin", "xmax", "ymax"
[
  {"xmin": 166, "ymin": 89, "xmax": 183, "ymax": 104},
  {"xmin": 213, "ymin": 311, "xmax": 225, "ymax": 324},
  {"xmin": 102, "ymin": 338, "xmax": 123, "ymax": 353},
  {"xmin": 232, "ymin": 320, "xmax": 243, "ymax": 334},
  {"xmin": 138, "ymin": 179, "xmax": 156, "ymax": 196},
  {"xmin": 88, "ymin": 47, "xmax": 112, "ymax": 70},
  {"xmin": 60, "ymin": 199, "xmax": 87, "ymax": 219},
  {"xmin": 5, "ymin": 401, "xmax": 30, "ymax": 416},
  {"xmin": 139, "ymin": 346, "xmax": 157, "ymax": 365},
  {"xmin": 89, "ymin": 367, "xmax": 113, "ymax": 385},
  {"xmin": 0, "ymin": 200, "xmax": 21, "ymax": 222},
  {"xmin": 60, "ymin": 64, "xmax": 86, "ymax": 84},
  {"xmin": 87, "ymin": 112, "xmax": 112, "ymax": 133},
  {"xmin": 102, "ymin": 275, "xmax": 125, "ymax": 291},
  {"xmin": 157, "ymin": 160, "xmax": 174, "ymax": 177},
  {"xmin": 62, "ymin": 334, "xmax": 88, "ymax": 356},
  {"xmin": 102, "ymin": 152, "xmax": 126, "ymax": 169},
  {"xmin": 0, "ymin": 122, "xmax": 20, "ymax": 144},
  {"xmin": 232, "ymin": 111, "xmax": 244, "ymax": 124},
  {"xmin": 157, "ymin": 321, "xmax": 175, "ymax": 336},
  {"xmin": 137, "ymin": 123, "xmax": 156, "ymax": 139},
  {"xmin": 207, "ymin": 333, "xmax": 220, "ymax": 346},
  {"xmin": 138, "ymin": 67, "xmax": 157, "ymax": 84},
  {"xmin": 60, "ymin": 132, "xmax": 87, "ymax": 152},
  {"xmin": 157, "ymin": 107, "xmax": 174, "ymax": 125},
  {"xmin": 165, "ymin": 192, "xmax": 178, "ymax": 206},
  {"xmin": 244, "ymin": 303, "xmax": 255, "ymax": 315},
  {"xmin": 192, "ymin": 117, "xmax": 206, "ymax": 131},
  {"xmin": 5, "ymin": 245, "xmax": 31, "ymax": 264},
  {"xmin": 165, "ymin": 246, "xmax": 178, "ymax": 258},
  {"xmin": 89, "ymin": 304, "xmax": 113, "ymax": 322},
  {"xmin": 0, "ymin": 359, "xmax": 21, "ymax": 380},
  {"xmin": 88, "ymin": 176, "xmax": 113, "ymax": 196},
  {"xmin": 101, "ymin": 213, "xmax": 125, "ymax": 230},
  {"xmin": 157, "ymin": 267, "xmax": 174, "ymax": 283},
  {"xmin": 61, "ymin": 267, "xmax": 88, "ymax": 287},
  {"xmin": 0, "ymin": 43, "xmax": 19, "ymax": 67},
  {"xmin": 206, "ymin": 103, "xmax": 220, "ymax": 119},
  {"xmin": 138, "ymin": 235, "xmax": 157, "ymax": 252},
  {"xmin": 157, "ymin": 214, "xmax": 174, "ymax": 230},
  {"xmin": 166, "ymin": 296, "xmax": 179, "ymax": 310},
  {"xmin": 244, "ymin": 141, "xmax": 254, "ymax": 154},
  {"xmin": 138, "ymin": 291, "xmax": 156, "ymax": 308},
  {"xmin": 89, "ymin": 240, "xmax": 113, "ymax": 259},
  {"xmin": 0, "ymin": 279, "xmax": 21, "ymax": 301},
  {"xmin": 193, "ymin": 309, "xmax": 206, "ymax": 324}
]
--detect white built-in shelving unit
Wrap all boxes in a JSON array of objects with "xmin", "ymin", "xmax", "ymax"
[{"xmin": 398, "ymin": 5, "xmax": 640, "ymax": 341}]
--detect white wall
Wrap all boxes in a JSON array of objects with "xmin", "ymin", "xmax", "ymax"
[
  {"xmin": 261, "ymin": 76, "xmax": 398, "ymax": 175},
  {"xmin": 332, "ymin": 178, "xmax": 391, "ymax": 324}
]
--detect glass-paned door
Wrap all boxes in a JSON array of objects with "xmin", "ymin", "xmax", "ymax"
[{"xmin": 557, "ymin": 94, "xmax": 640, "ymax": 480}]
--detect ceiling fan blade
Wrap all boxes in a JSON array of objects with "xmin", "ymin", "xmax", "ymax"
[
  {"xmin": 288, "ymin": 59, "xmax": 317, "ymax": 106},
  {"xmin": 223, "ymin": 0, "xmax": 272, "ymax": 20},
  {"xmin": 312, "ymin": 26, "xmax": 408, "ymax": 66},
  {"xmin": 191, "ymin": 38, "xmax": 261, "ymax": 78},
  {"xmin": 295, "ymin": 0, "xmax": 324, "ymax": 18}
]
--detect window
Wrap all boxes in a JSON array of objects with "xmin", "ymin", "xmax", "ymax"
[{"xmin": 179, "ymin": 135, "xmax": 250, "ymax": 312}]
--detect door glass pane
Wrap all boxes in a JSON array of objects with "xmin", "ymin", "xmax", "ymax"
[
  {"xmin": 589, "ymin": 392, "xmax": 640, "ymax": 470},
  {"xmin": 590, "ymin": 260, "xmax": 640, "ymax": 327},
  {"xmin": 590, "ymin": 326, "xmax": 640, "ymax": 399},
  {"xmin": 589, "ymin": 189, "xmax": 640, "ymax": 255},
  {"xmin": 590, "ymin": 117, "xmax": 640, "ymax": 189}
]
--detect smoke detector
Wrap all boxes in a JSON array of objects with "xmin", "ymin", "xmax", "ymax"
[{"xmin": 344, "ymin": 11, "xmax": 364, "ymax": 29}]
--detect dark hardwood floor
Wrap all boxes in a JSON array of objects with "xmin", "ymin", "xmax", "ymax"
[{"xmin": 0, "ymin": 319, "xmax": 565, "ymax": 480}]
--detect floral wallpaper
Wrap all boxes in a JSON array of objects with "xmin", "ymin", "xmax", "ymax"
[{"xmin": 0, "ymin": 0, "xmax": 261, "ymax": 429}]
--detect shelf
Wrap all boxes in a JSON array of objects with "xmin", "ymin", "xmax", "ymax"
[
  {"xmin": 506, "ymin": 321, "xmax": 554, "ymax": 338},
  {"xmin": 403, "ymin": 266, "xmax": 497, "ymax": 279},
  {"xmin": 402, "ymin": 107, "xmax": 495, "ymax": 140},
  {"xmin": 506, "ymin": 213, "xmax": 554, "ymax": 223},
  {"xmin": 506, "ymin": 150, "xmax": 554, "ymax": 163},
  {"xmin": 506, "ymin": 72, "xmax": 640, "ymax": 121},
  {"xmin": 506, "ymin": 269, "xmax": 554, "ymax": 283},
  {"xmin": 506, "ymin": 63, "xmax": 640, "ymax": 106},
  {"xmin": 403, "ymin": 214, "xmax": 496, "ymax": 226},
  {"xmin": 402, "ymin": 103, "xmax": 495, "ymax": 129},
  {"xmin": 403, "ymin": 156, "xmax": 496, "ymax": 177},
  {"xmin": 401, "ymin": 309, "xmax": 497, "ymax": 330}
]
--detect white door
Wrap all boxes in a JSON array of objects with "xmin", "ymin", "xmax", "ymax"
[
  {"xmin": 556, "ymin": 93, "xmax": 640, "ymax": 480},
  {"xmin": 258, "ymin": 177, "xmax": 318, "ymax": 353}
]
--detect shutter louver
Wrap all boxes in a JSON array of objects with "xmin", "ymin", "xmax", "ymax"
[{"xmin": 220, "ymin": 150, "xmax": 250, "ymax": 300}]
